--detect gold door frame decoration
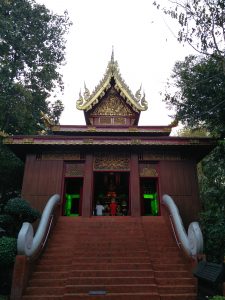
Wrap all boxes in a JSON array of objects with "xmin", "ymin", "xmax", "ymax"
[
  {"xmin": 139, "ymin": 163, "xmax": 159, "ymax": 177},
  {"xmin": 65, "ymin": 163, "xmax": 84, "ymax": 177},
  {"xmin": 94, "ymin": 152, "xmax": 130, "ymax": 170}
]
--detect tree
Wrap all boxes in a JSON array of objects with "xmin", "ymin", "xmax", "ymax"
[
  {"xmin": 153, "ymin": 0, "xmax": 225, "ymax": 67},
  {"xmin": 198, "ymin": 143, "xmax": 225, "ymax": 263},
  {"xmin": 0, "ymin": 0, "xmax": 71, "ymax": 135},
  {"xmin": 0, "ymin": 0, "xmax": 71, "ymax": 199},
  {"xmin": 154, "ymin": 0, "xmax": 225, "ymax": 264},
  {"xmin": 164, "ymin": 55, "xmax": 225, "ymax": 137}
]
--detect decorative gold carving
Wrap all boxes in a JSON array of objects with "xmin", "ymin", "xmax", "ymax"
[
  {"xmin": 114, "ymin": 117, "xmax": 126, "ymax": 125},
  {"xmin": 129, "ymin": 127, "xmax": 138, "ymax": 131},
  {"xmin": 76, "ymin": 53, "xmax": 148, "ymax": 112},
  {"xmin": 94, "ymin": 152, "xmax": 130, "ymax": 170},
  {"xmin": 131, "ymin": 139, "xmax": 141, "ymax": 145},
  {"xmin": 16, "ymin": 138, "xmax": 34, "ymax": 144},
  {"xmin": 51, "ymin": 125, "xmax": 61, "ymax": 131},
  {"xmin": 83, "ymin": 139, "xmax": 93, "ymax": 144},
  {"xmin": 139, "ymin": 151, "xmax": 181, "ymax": 161},
  {"xmin": 139, "ymin": 163, "xmax": 159, "ymax": 177},
  {"xmin": 92, "ymin": 93, "xmax": 133, "ymax": 116},
  {"xmin": 100, "ymin": 116, "xmax": 111, "ymax": 124},
  {"xmin": 65, "ymin": 163, "xmax": 84, "ymax": 177},
  {"xmin": 0, "ymin": 130, "xmax": 8, "ymax": 137},
  {"xmin": 87, "ymin": 126, "xmax": 96, "ymax": 131},
  {"xmin": 3, "ymin": 137, "xmax": 13, "ymax": 144},
  {"xmin": 40, "ymin": 111, "xmax": 54, "ymax": 129},
  {"xmin": 140, "ymin": 167, "xmax": 158, "ymax": 177},
  {"xmin": 42, "ymin": 151, "xmax": 85, "ymax": 160}
]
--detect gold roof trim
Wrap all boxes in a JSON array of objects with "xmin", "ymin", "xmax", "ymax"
[{"xmin": 76, "ymin": 54, "xmax": 148, "ymax": 112}]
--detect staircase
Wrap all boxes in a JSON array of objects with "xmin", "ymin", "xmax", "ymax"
[{"xmin": 22, "ymin": 216, "xmax": 197, "ymax": 299}]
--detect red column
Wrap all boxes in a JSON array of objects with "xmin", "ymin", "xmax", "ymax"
[
  {"xmin": 130, "ymin": 153, "xmax": 141, "ymax": 216},
  {"xmin": 82, "ymin": 154, "xmax": 93, "ymax": 217}
]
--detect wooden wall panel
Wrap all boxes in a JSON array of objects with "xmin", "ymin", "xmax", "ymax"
[
  {"xmin": 160, "ymin": 160, "xmax": 200, "ymax": 228},
  {"xmin": 82, "ymin": 154, "xmax": 93, "ymax": 217},
  {"xmin": 22, "ymin": 155, "xmax": 64, "ymax": 212},
  {"xmin": 130, "ymin": 154, "xmax": 141, "ymax": 216}
]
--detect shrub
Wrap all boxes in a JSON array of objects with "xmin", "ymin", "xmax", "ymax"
[
  {"xmin": 4, "ymin": 197, "xmax": 41, "ymax": 222},
  {"xmin": 200, "ymin": 206, "xmax": 225, "ymax": 263},
  {"xmin": 0, "ymin": 215, "xmax": 14, "ymax": 236},
  {"xmin": 0, "ymin": 237, "xmax": 17, "ymax": 266}
]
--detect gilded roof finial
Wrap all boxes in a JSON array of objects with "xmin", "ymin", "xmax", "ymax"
[
  {"xmin": 135, "ymin": 84, "xmax": 142, "ymax": 101},
  {"xmin": 141, "ymin": 92, "xmax": 148, "ymax": 109},
  {"xmin": 111, "ymin": 46, "xmax": 114, "ymax": 63},
  {"xmin": 84, "ymin": 82, "xmax": 90, "ymax": 100}
]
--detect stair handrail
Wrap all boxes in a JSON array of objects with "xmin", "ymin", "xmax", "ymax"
[
  {"xmin": 162, "ymin": 194, "xmax": 203, "ymax": 257},
  {"xmin": 17, "ymin": 193, "xmax": 60, "ymax": 257}
]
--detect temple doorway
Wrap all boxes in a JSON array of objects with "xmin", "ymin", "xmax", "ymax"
[
  {"xmin": 140, "ymin": 178, "xmax": 159, "ymax": 216},
  {"xmin": 63, "ymin": 178, "xmax": 83, "ymax": 216},
  {"xmin": 93, "ymin": 172, "xmax": 129, "ymax": 216}
]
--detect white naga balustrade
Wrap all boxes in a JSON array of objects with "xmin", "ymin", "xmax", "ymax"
[
  {"xmin": 17, "ymin": 194, "xmax": 60, "ymax": 257},
  {"xmin": 162, "ymin": 194, "xmax": 203, "ymax": 257}
]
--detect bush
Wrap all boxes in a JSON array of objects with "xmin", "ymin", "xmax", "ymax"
[
  {"xmin": 0, "ymin": 215, "xmax": 14, "ymax": 236},
  {"xmin": 200, "ymin": 206, "xmax": 225, "ymax": 263},
  {"xmin": 0, "ymin": 237, "xmax": 17, "ymax": 266},
  {"xmin": 210, "ymin": 296, "xmax": 225, "ymax": 300},
  {"xmin": 0, "ymin": 198, "xmax": 41, "ymax": 295},
  {"xmin": 4, "ymin": 197, "xmax": 41, "ymax": 222}
]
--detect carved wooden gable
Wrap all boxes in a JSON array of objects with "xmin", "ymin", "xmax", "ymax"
[
  {"xmin": 91, "ymin": 88, "xmax": 134, "ymax": 117},
  {"xmin": 87, "ymin": 86, "xmax": 136, "ymax": 126},
  {"xmin": 76, "ymin": 54, "xmax": 148, "ymax": 126}
]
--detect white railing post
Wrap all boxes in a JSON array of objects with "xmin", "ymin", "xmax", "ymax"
[
  {"xmin": 162, "ymin": 194, "xmax": 203, "ymax": 257},
  {"xmin": 17, "ymin": 194, "xmax": 60, "ymax": 257}
]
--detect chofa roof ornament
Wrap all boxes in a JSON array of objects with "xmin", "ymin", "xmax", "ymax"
[{"xmin": 76, "ymin": 50, "xmax": 148, "ymax": 112}]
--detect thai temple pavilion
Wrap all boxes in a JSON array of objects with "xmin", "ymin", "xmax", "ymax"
[{"xmin": 4, "ymin": 53, "xmax": 215, "ymax": 227}]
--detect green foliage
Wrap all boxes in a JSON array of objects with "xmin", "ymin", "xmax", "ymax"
[
  {"xmin": 162, "ymin": 53, "xmax": 225, "ymax": 263},
  {"xmin": 164, "ymin": 55, "xmax": 225, "ymax": 137},
  {"xmin": 0, "ymin": 215, "xmax": 14, "ymax": 234},
  {"xmin": 0, "ymin": 296, "xmax": 8, "ymax": 300},
  {"xmin": 0, "ymin": 237, "xmax": 17, "ymax": 266},
  {"xmin": 0, "ymin": 141, "xmax": 24, "ymax": 202},
  {"xmin": 210, "ymin": 297, "xmax": 225, "ymax": 300},
  {"xmin": 0, "ymin": 0, "xmax": 71, "ymax": 135},
  {"xmin": 4, "ymin": 197, "xmax": 41, "ymax": 222},
  {"xmin": 198, "ymin": 141, "xmax": 225, "ymax": 263},
  {"xmin": 50, "ymin": 99, "xmax": 64, "ymax": 125},
  {"xmin": 200, "ymin": 206, "xmax": 225, "ymax": 263},
  {"xmin": 0, "ymin": 0, "xmax": 70, "ymax": 199},
  {"xmin": 0, "ymin": 197, "xmax": 41, "ymax": 294},
  {"xmin": 153, "ymin": 0, "xmax": 225, "ymax": 60},
  {"xmin": 177, "ymin": 127, "xmax": 210, "ymax": 137},
  {"xmin": 1, "ymin": 197, "xmax": 41, "ymax": 237}
]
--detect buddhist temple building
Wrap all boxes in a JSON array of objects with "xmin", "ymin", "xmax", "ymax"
[{"xmin": 4, "ymin": 53, "xmax": 216, "ymax": 227}]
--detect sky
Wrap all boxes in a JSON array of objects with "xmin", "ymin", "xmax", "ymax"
[{"xmin": 36, "ymin": 0, "xmax": 194, "ymax": 128}]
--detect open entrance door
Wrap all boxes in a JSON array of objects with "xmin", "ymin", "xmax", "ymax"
[
  {"xmin": 63, "ymin": 178, "xmax": 83, "ymax": 216},
  {"xmin": 93, "ymin": 172, "xmax": 129, "ymax": 216},
  {"xmin": 140, "ymin": 178, "xmax": 159, "ymax": 216}
]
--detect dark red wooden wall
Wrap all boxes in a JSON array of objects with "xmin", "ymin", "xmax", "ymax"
[
  {"xmin": 21, "ymin": 154, "xmax": 201, "ymax": 226},
  {"xmin": 160, "ymin": 160, "xmax": 200, "ymax": 228},
  {"xmin": 22, "ymin": 155, "xmax": 64, "ymax": 212}
]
